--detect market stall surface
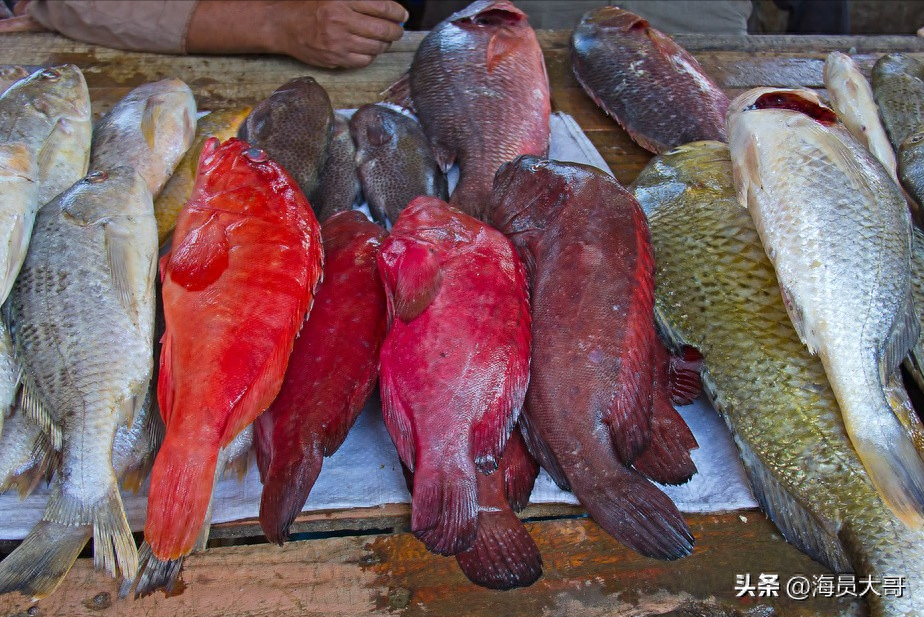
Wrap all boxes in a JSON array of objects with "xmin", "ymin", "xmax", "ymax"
[{"xmin": 1, "ymin": 29, "xmax": 922, "ymax": 617}]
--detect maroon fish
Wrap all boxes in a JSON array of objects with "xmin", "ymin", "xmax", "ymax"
[
  {"xmin": 254, "ymin": 211, "xmax": 387, "ymax": 544},
  {"xmin": 491, "ymin": 156, "xmax": 696, "ymax": 560},
  {"xmin": 385, "ymin": 0, "xmax": 550, "ymax": 222},
  {"xmin": 378, "ymin": 196, "xmax": 531, "ymax": 555},
  {"xmin": 570, "ymin": 6, "xmax": 729, "ymax": 153}
]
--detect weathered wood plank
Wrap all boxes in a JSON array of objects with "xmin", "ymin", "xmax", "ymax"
[{"xmin": 0, "ymin": 514, "xmax": 864, "ymax": 617}]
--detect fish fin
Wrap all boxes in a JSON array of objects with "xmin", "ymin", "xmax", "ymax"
[
  {"xmin": 156, "ymin": 332, "xmax": 176, "ymax": 427},
  {"xmin": 120, "ymin": 393, "xmax": 165, "ymax": 494},
  {"xmin": 903, "ymin": 339, "xmax": 924, "ymax": 394},
  {"xmin": 881, "ymin": 293, "xmax": 920, "ymax": 378},
  {"xmin": 105, "ymin": 217, "xmax": 152, "ymax": 331},
  {"xmin": 381, "ymin": 71, "xmax": 415, "ymax": 113},
  {"xmin": 387, "ymin": 238, "xmax": 443, "ymax": 323},
  {"xmin": 1, "ymin": 428, "xmax": 59, "ymax": 499},
  {"xmin": 379, "ymin": 362, "xmax": 417, "ymax": 469},
  {"xmin": 502, "ymin": 430, "xmax": 539, "ymax": 512},
  {"xmin": 668, "ymin": 346, "xmax": 703, "ymax": 405},
  {"xmin": 0, "ymin": 212, "xmax": 26, "ymax": 303},
  {"xmin": 34, "ymin": 119, "xmax": 68, "ymax": 194},
  {"xmin": 886, "ymin": 374, "xmax": 924, "ymax": 456},
  {"xmin": 0, "ymin": 520, "xmax": 91, "ymax": 600},
  {"xmin": 364, "ymin": 114, "xmax": 392, "ymax": 147},
  {"xmin": 144, "ymin": 432, "xmax": 220, "ymax": 561},
  {"xmin": 633, "ymin": 390, "xmax": 698, "ymax": 486},
  {"xmin": 486, "ymin": 31, "xmax": 518, "ymax": 73},
  {"xmin": 124, "ymin": 542, "xmax": 185, "ymax": 599},
  {"xmin": 141, "ymin": 97, "xmax": 162, "ymax": 151},
  {"xmin": 165, "ymin": 214, "xmax": 230, "ymax": 291},
  {"xmin": 605, "ymin": 319, "xmax": 656, "ymax": 462},
  {"xmin": 778, "ymin": 283, "xmax": 816, "ymax": 354},
  {"xmin": 431, "ymin": 142, "xmax": 456, "ymax": 174},
  {"xmin": 411, "ymin": 456, "xmax": 479, "ymax": 555},
  {"xmin": 16, "ymin": 368, "xmax": 61, "ymax": 451},
  {"xmin": 259, "ymin": 439, "xmax": 323, "ymax": 545},
  {"xmin": 455, "ymin": 502, "xmax": 542, "ymax": 590},
  {"xmin": 518, "ymin": 411, "xmax": 570, "ymax": 492}
]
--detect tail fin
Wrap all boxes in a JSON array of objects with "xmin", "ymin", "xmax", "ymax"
[
  {"xmin": 633, "ymin": 395, "xmax": 698, "ymax": 486},
  {"xmin": 123, "ymin": 542, "xmax": 184, "ymax": 599},
  {"xmin": 455, "ymin": 504, "xmax": 542, "ymax": 590},
  {"xmin": 0, "ymin": 521, "xmax": 91, "ymax": 599},
  {"xmin": 411, "ymin": 457, "xmax": 478, "ymax": 555},
  {"xmin": 144, "ymin": 433, "xmax": 220, "ymax": 561},
  {"xmin": 259, "ymin": 441, "xmax": 323, "ymax": 545}
]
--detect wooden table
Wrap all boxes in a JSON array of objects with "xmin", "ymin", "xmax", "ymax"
[{"xmin": 1, "ymin": 30, "xmax": 923, "ymax": 617}]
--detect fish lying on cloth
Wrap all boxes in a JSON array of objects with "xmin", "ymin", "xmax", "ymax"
[
  {"xmin": 254, "ymin": 211, "xmax": 387, "ymax": 545},
  {"xmin": 350, "ymin": 104, "xmax": 447, "ymax": 226},
  {"xmin": 239, "ymin": 77, "xmax": 333, "ymax": 211},
  {"xmin": 309, "ymin": 112, "xmax": 361, "ymax": 223},
  {"xmin": 727, "ymin": 88, "xmax": 924, "ymax": 529},
  {"xmin": 490, "ymin": 156, "xmax": 698, "ymax": 560},
  {"xmin": 570, "ymin": 7, "xmax": 728, "ymax": 154},
  {"xmin": 132, "ymin": 138, "xmax": 323, "ymax": 594},
  {"xmin": 155, "ymin": 107, "xmax": 251, "ymax": 246},
  {"xmin": 90, "ymin": 79, "xmax": 197, "ymax": 197},
  {"xmin": 384, "ymin": 0, "xmax": 549, "ymax": 221},
  {"xmin": 0, "ymin": 166, "xmax": 158, "ymax": 599},
  {"xmin": 635, "ymin": 140, "xmax": 924, "ymax": 617},
  {"xmin": 378, "ymin": 196, "xmax": 531, "ymax": 555},
  {"xmin": 824, "ymin": 51, "xmax": 898, "ymax": 182},
  {"xmin": 872, "ymin": 53, "xmax": 924, "ymax": 152},
  {"xmin": 0, "ymin": 65, "xmax": 91, "ymax": 307}
]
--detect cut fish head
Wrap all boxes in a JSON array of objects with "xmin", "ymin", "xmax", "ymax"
[
  {"xmin": 578, "ymin": 5, "xmax": 648, "ymax": 31},
  {"xmin": 449, "ymin": 0, "xmax": 527, "ymax": 29}
]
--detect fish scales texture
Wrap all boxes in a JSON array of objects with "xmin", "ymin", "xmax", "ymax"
[
  {"xmin": 899, "ymin": 131, "xmax": 924, "ymax": 214},
  {"xmin": 873, "ymin": 53, "xmax": 924, "ymax": 152},
  {"xmin": 0, "ymin": 406, "xmax": 54, "ymax": 498},
  {"xmin": 0, "ymin": 317, "xmax": 18, "ymax": 440},
  {"xmin": 350, "ymin": 104, "xmax": 447, "ymax": 226},
  {"xmin": 0, "ymin": 166, "xmax": 157, "ymax": 598},
  {"xmin": 145, "ymin": 138, "xmax": 322, "ymax": 563},
  {"xmin": 570, "ymin": 7, "xmax": 728, "ymax": 154},
  {"xmin": 728, "ymin": 88, "xmax": 924, "ymax": 529},
  {"xmin": 398, "ymin": 0, "xmax": 549, "ymax": 222},
  {"xmin": 255, "ymin": 211, "xmax": 387, "ymax": 545},
  {"xmin": 378, "ymin": 196, "xmax": 531, "ymax": 556},
  {"xmin": 310, "ymin": 112, "xmax": 361, "ymax": 223},
  {"xmin": 635, "ymin": 140, "xmax": 924, "ymax": 617},
  {"xmin": 491, "ymin": 156, "xmax": 693, "ymax": 561}
]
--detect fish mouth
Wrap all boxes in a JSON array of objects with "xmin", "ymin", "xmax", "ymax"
[
  {"xmin": 582, "ymin": 6, "xmax": 648, "ymax": 32},
  {"xmin": 453, "ymin": 1, "xmax": 526, "ymax": 29}
]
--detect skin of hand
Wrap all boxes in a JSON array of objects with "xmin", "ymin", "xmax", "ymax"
[{"xmin": 187, "ymin": 0, "xmax": 408, "ymax": 69}]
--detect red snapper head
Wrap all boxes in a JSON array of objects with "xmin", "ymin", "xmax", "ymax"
[{"xmin": 446, "ymin": 0, "xmax": 533, "ymax": 72}]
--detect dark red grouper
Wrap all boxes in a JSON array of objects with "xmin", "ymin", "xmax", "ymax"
[
  {"xmin": 385, "ymin": 0, "xmax": 549, "ymax": 222},
  {"xmin": 254, "ymin": 211, "xmax": 388, "ymax": 545},
  {"xmin": 378, "ymin": 196, "xmax": 531, "ymax": 555},
  {"xmin": 491, "ymin": 156, "xmax": 696, "ymax": 560},
  {"xmin": 570, "ymin": 6, "xmax": 729, "ymax": 154}
]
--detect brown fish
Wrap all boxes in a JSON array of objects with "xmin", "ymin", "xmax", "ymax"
[
  {"xmin": 309, "ymin": 112, "xmax": 361, "ymax": 222},
  {"xmin": 571, "ymin": 6, "xmax": 729, "ymax": 153}
]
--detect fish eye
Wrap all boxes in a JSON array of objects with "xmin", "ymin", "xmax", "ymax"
[
  {"xmin": 911, "ymin": 134, "xmax": 924, "ymax": 145},
  {"xmin": 39, "ymin": 68, "xmax": 61, "ymax": 81},
  {"xmin": 85, "ymin": 171, "xmax": 108, "ymax": 183},
  {"xmin": 244, "ymin": 147, "xmax": 268, "ymax": 162}
]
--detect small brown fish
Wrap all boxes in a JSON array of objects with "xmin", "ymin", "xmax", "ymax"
[{"xmin": 309, "ymin": 112, "xmax": 361, "ymax": 223}]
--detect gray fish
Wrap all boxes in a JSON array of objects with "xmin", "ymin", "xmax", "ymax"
[
  {"xmin": 0, "ymin": 166, "xmax": 158, "ymax": 599},
  {"xmin": 0, "ymin": 406, "xmax": 55, "ymax": 499},
  {"xmin": 350, "ymin": 104, "xmax": 447, "ymax": 226},
  {"xmin": 872, "ymin": 53, "xmax": 924, "ymax": 152},
  {"xmin": 309, "ymin": 112, "xmax": 361, "ymax": 223}
]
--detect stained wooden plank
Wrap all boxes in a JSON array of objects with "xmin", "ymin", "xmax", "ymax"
[{"xmin": 0, "ymin": 514, "xmax": 864, "ymax": 617}]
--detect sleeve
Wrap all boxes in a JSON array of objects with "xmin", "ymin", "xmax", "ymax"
[{"xmin": 26, "ymin": 0, "xmax": 199, "ymax": 54}]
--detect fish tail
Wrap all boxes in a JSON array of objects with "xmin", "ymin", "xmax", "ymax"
[
  {"xmin": 454, "ymin": 502, "xmax": 542, "ymax": 590},
  {"xmin": 633, "ymin": 393, "xmax": 698, "ymax": 486},
  {"xmin": 121, "ymin": 542, "xmax": 184, "ymax": 599},
  {"xmin": 259, "ymin": 441, "xmax": 324, "ymax": 545},
  {"xmin": 0, "ymin": 520, "xmax": 91, "ymax": 599},
  {"xmin": 144, "ymin": 433, "xmax": 219, "ymax": 561},
  {"xmin": 411, "ymin": 456, "xmax": 478, "ymax": 555}
]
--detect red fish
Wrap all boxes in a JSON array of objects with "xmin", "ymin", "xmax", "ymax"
[
  {"xmin": 145, "ymin": 138, "xmax": 323, "ymax": 562},
  {"xmin": 491, "ymin": 156, "xmax": 696, "ymax": 560},
  {"xmin": 378, "ymin": 196, "xmax": 531, "ymax": 555},
  {"xmin": 254, "ymin": 211, "xmax": 388, "ymax": 545},
  {"xmin": 385, "ymin": 0, "xmax": 550, "ymax": 222}
]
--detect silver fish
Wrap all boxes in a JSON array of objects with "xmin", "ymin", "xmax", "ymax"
[{"xmin": 0, "ymin": 406, "xmax": 54, "ymax": 499}]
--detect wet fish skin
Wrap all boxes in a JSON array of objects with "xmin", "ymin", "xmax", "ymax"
[
  {"xmin": 350, "ymin": 104, "xmax": 447, "ymax": 226},
  {"xmin": 309, "ymin": 112, "xmax": 361, "ymax": 223},
  {"xmin": 490, "ymin": 156, "xmax": 694, "ymax": 561},
  {"xmin": 255, "ymin": 211, "xmax": 387, "ymax": 545},
  {"xmin": 378, "ymin": 196, "xmax": 531, "ymax": 556},
  {"xmin": 239, "ymin": 76, "xmax": 333, "ymax": 208},
  {"xmin": 872, "ymin": 53, "xmax": 924, "ymax": 152},
  {"xmin": 0, "ymin": 407, "xmax": 55, "ymax": 499},
  {"xmin": 570, "ymin": 7, "xmax": 728, "ymax": 154},
  {"xmin": 0, "ymin": 166, "xmax": 157, "ymax": 599},
  {"xmin": 91, "ymin": 79, "xmax": 197, "ymax": 197},
  {"xmin": 635, "ymin": 140, "xmax": 924, "ymax": 617},
  {"xmin": 389, "ymin": 0, "xmax": 549, "ymax": 222},
  {"xmin": 899, "ymin": 130, "xmax": 924, "ymax": 213},
  {"xmin": 728, "ymin": 87, "xmax": 924, "ymax": 529}
]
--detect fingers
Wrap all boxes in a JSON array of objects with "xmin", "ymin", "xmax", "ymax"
[
  {"xmin": 351, "ymin": 0, "xmax": 409, "ymax": 24},
  {"xmin": 346, "ymin": 3, "xmax": 405, "ymax": 43},
  {"xmin": 340, "ymin": 33, "xmax": 391, "ymax": 58}
]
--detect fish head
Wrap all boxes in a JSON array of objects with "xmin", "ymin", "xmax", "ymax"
[
  {"xmin": 239, "ymin": 76, "xmax": 330, "ymax": 144},
  {"xmin": 448, "ymin": 0, "xmax": 527, "ymax": 29},
  {"xmin": 579, "ymin": 5, "xmax": 648, "ymax": 32},
  {"xmin": 10, "ymin": 65, "xmax": 90, "ymax": 123},
  {"xmin": 873, "ymin": 53, "xmax": 924, "ymax": 83},
  {"xmin": 900, "ymin": 130, "xmax": 924, "ymax": 169},
  {"xmin": 631, "ymin": 141, "xmax": 732, "ymax": 216},
  {"xmin": 350, "ymin": 104, "xmax": 399, "ymax": 154},
  {"xmin": 728, "ymin": 87, "xmax": 838, "ymax": 127},
  {"xmin": 58, "ymin": 167, "xmax": 151, "ymax": 224},
  {"xmin": 444, "ymin": 0, "xmax": 535, "ymax": 73}
]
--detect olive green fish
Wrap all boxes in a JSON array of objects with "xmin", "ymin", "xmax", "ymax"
[
  {"xmin": 633, "ymin": 140, "xmax": 924, "ymax": 617},
  {"xmin": 872, "ymin": 53, "xmax": 924, "ymax": 153},
  {"xmin": 899, "ymin": 130, "xmax": 924, "ymax": 214}
]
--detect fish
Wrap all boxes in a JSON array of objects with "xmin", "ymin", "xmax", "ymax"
[
  {"xmin": 0, "ymin": 166, "xmax": 158, "ymax": 599},
  {"xmin": 490, "ymin": 156, "xmax": 697, "ymax": 561},
  {"xmin": 155, "ymin": 107, "xmax": 251, "ymax": 246},
  {"xmin": 90, "ymin": 79, "xmax": 197, "ymax": 197},
  {"xmin": 137, "ymin": 138, "xmax": 322, "ymax": 585},
  {"xmin": 899, "ymin": 130, "xmax": 924, "ymax": 216},
  {"xmin": 906, "ymin": 228, "xmax": 924, "ymax": 391},
  {"xmin": 384, "ymin": 0, "xmax": 549, "ymax": 222},
  {"xmin": 634, "ymin": 139, "xmax": 924, "ymax": 617},
  {"xmin": 0, "ymin": 406, "xmax": 55, "ymax": 499},
  {"xmin": 570, "ymin": 6, "xmax": 728, "ymax": 154},
  {"xmin": 238, "ymin": 77, "xmax": 333, "ymax": 208},
  {"xmin": 0, "ymin": 65, "xmax": 91, "ymax": 306},
  {"xmin": 727, "ymin": 87, "xmax": 924, "ymax": 529},
  {"xmin": 872, "ymin": 53, "xmax": 924, "ymax": 152},
  {"xmin": 378, "ymin": 196, "xmax": 531, "ymax": 555},
  {"xmin": 824, "ymin": 51, "xmax": 898, "ymax": 182},
  {"xmin": 254, "ymin": 210, "xmax": 387, "ymax": 545},
  {"xmin": 0, "ymin": 318, "xmax": 18, "ymax": 442},
  {"xmin": 309, "ymin": 112, "xmax": 361, "ymax": 223},
  {"xmin": 350, "ymin": 104, "xmax": 447, "ymax": 226},
  {"xmin": 0, "ymin": 66, "xmax": 30, "ymax": 95}
]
